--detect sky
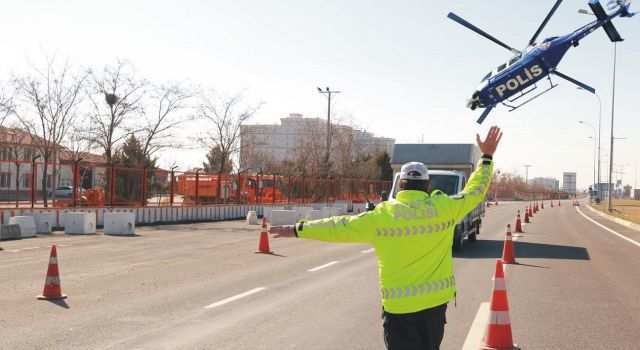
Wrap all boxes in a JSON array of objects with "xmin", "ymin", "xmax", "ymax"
[{"xmin": 0, "ymin": 0, "xmax": 638, "ymax": 190}]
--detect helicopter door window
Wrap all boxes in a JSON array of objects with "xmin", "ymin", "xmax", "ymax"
[
  {"xmin": 508, "ymin": 57, "xmax": 520, "ymax": 66},
  {"xmin": 497, "ymin": 63, "xmax": 507, "ymax": 72}
]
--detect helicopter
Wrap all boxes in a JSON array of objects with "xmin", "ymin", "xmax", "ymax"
[{"xmin": 447, "ymin": 0, "xmax": 636, "ymax": 124}]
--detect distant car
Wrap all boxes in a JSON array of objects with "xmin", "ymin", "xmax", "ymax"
[{"xmin": 48, "ymin": 186, "xmax": 85, "ymax": 197}]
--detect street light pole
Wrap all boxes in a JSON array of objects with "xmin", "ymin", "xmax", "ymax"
[
  {"xmin": 318, "ymin": 87, "xmax": 340, "ymax": 179},
  {"xmin": 608, "ymin": 43, "xmax": 617, "ymax": 212},
  {"xmin": 523, "ymin": 164, "xmax": 531, "ymax": 200},
  {"xmin": 579, "ymin": 121, "xmax": 596, "ymax": 193},
  {"xmin": 578, "ymin": 88, "xmax": 602, "ymax": 198}
]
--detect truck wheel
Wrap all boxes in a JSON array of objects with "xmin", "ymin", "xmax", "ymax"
[
  {"xmin": 468, "ymin": 222, "xmax": 478, "ymax": 243},
  {"xmin": 452, "ymin": 227, "xmax": 464, "ymax": 251}
]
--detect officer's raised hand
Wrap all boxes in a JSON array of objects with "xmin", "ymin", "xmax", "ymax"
[
  {"xmin": 268, "ymin": 225, "xmax": 296, "ymax": 238},
  {"xmin": 475, "ymin": 125, "xmax": 503, "ymax": 156}
]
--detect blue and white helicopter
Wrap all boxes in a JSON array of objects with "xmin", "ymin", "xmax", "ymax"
[{"xmin": 448, "ymin": 0, "xmax": 635, "ymax": 124}]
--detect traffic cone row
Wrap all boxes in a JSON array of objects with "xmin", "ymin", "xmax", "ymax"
[
  {"xmin": 501, "ymin": 225, "xmax": 516, "ymax": 264},
  {"xmin": 482, "ymin": 259, "xmax": 520, "ymax": 350},
  {"xmin": 37, "ymin": 245, "xmax": 67, "ymax": 300},
  {"xmin": 514, "ymin": 210, "xmax": 523, "ymax": 233},
  {"xmin": 255, "ymin": 217, "xmax": 273, "ymax": 254},
  {"xmin": 523, "ymin": 206, "xmax": 530, "ymax": 223}
]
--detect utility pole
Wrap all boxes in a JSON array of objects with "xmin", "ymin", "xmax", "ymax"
[
  {"xmin": 317, "ymin": 87, "xmax": 340, "ymax": 179},
  {"xmin": 608, "ymin": 43, "xmax": 617, "ymax": 212}
]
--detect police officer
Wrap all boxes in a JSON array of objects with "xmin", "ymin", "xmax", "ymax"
[{"xmin": 269, "ymin": 126, "xmax": 502, "ymax": 350}]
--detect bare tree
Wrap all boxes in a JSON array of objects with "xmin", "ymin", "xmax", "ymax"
[
  {"xmin": 8, "ymin": 56, "xmax": 88, "ymax": 206},
  {"xmin": 87, "ymin": 60, "xmax": 147, "ymax": 164},
  {"xmin": 0, "ymin": 124, "xmax": 30, "ymax": 206},
  {"xmin": 0, "ymin": 85, "xmax": 16, "ymax": 127},
  {"xmin": 198, "ymin": 91, "xmax": 262, "ymax": 174},
  {"xmin": 139, "ymin": 82, "xmax": 194, "ymax": 162}
]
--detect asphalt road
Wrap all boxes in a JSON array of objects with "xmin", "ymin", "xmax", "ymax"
[{"xmin": 1, "ymin": 201, "xmax": 639, "ymax": 349}]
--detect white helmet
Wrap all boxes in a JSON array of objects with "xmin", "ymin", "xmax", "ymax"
[{"xmin": 399, "ymin": 162, "xmax": 429, "ymax": 180}]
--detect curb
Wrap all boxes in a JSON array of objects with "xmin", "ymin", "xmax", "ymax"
[{"xmin": 585, "ymin": 205, "xmax": 640, "ymax": 233}]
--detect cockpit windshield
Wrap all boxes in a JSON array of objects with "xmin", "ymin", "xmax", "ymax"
[{"xmin": 481, "ymin": 54, "xmax": 523, "ymax": 82}]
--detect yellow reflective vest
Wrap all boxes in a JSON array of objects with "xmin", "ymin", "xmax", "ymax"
[{"xmin": 296, "ymin": 158, "xmax": 493, "ymax": 314}]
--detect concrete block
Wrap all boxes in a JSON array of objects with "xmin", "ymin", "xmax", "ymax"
[
  {"xmin": 292, "ymin": 207, "xmax": 312, "ymax": 221},
  {"xmin": 263, "ymin": 206, "xmax": 285, "ymax": 222},
  {"xmin": 321, "ymin": 207, "xmax": 334, "ymax": 219},
  {"xmin": 306, "ymin": 209, "xmax": 324, "ymax": 220},
  {"xmin": 246, "ymin": 211, "xmax": 259, "ymax": 225},
  {"xmin": 25, "ymin": 212, "xmax": 54, "ymax": 234},
  {"xmin": 0, "ymin": 224, "xmax": 22, "ymax": 240},
  {"xmin": 352, "ymin": 203, "xmax": 367, "ymax": 214},
  {"xmin": 104, "ymin": 212, "xmax": 135, "ymax": 236},
  {"xmin": 64, "ymin": 212, "xmax": 96, "ymax": 235},
  {"xmin": 332, "ymin": 204, "xmax": 348, "ymax": 215},
  {"xmin": 270, "ymin": 210, "xmax": 298, "ymax": 225},
  {"xmin": 9, "ymin": 216, "xmax": 37, "ymax": 238}
]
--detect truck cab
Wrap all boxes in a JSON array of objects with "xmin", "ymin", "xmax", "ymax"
[{"xmin": 388, "ymin": 169, "xmax": 485, "ymax": 251}]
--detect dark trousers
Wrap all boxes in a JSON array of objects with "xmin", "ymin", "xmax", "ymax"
[{"xmin": 382, "ymin": 303, "xmax": 447, "ymax": 350}]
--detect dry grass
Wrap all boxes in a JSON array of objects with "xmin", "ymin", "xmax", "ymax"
[{"xmin": 590, "ymin": 199, "xmax": 640, "ymax": 224}]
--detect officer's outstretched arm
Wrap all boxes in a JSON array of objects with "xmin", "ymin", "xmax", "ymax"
[
  {"xmin": 450, "ymin": 126, "xmax": 501, "ymax": 221},
  {"xmin": 295, "ymin": 211, "xmax": 379, "ymax": 243},
  {"xmin": 451, "ymin": 158, "xmax": 493, "ymax": 222}
]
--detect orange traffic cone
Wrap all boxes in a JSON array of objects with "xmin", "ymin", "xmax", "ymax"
[
  {"xmin": 523, "ymin": 207, "xmax": 530, "ymax": 223},
  {"xmin": 514, "ymin": 211, "xmax": 523, "ymax": 233},
  {"xmin": 528, "ymin": 205, "xmax": 533, "ymax": 218},
  {"xmin": 558, "ymin": 200, "xmax": 561, "ymax": 207},
  {"xmin": 541, "ymin": 202, "xmax": 544, "ymax": 209},
  {"xmin": 37, "ymin": 245, "xmax": 67, "ymax": 300},
  {"xmin": 501, "ymin": 225, "xmax": 516, "ymax": 264},
  {"xmin": 550, "ymin": 200, "xmax": 554, "ymax": 208},
  {"xmin": 495, "ymin": 198, "xmax": 499, "ymax": 206},
  {"xmin": 482, "ymin": 260, "xmax": 519, "ymax": 350},
  {"xmin": 255, "ymin": 217, "xmax": 273, "ymax": 254}
]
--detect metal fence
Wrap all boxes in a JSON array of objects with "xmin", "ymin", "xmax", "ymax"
[{"xmin": 0, "ymin": 160, "xmax": 392, "ymax": 208}]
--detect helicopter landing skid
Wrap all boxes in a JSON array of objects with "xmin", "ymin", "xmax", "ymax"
[{"xmin": 501, "ymin": 75, "xmax": 557, "ymax": 111}]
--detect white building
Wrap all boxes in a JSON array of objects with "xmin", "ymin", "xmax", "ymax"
[
  {"xmin": 240, "ymin": 113, "xmax": 395, "ymax": 170},
  {"xmin": 529, "ymin": 177, "xmax": 559, "ymax": 191},
  {"xmin": 562, "ymin": 172, "xmax": 577, "ymax": 196}
]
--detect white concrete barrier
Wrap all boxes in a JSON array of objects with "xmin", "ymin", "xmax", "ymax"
[
  {"xmin": 25, "ymin": 212, "xmax": 54, "ymax": 234},
  {"xmin": 321, "ymin": 207, "xmax": 334, "ymax": 219},
  {"xmin": 292, "ymin": 207, "xmax": 312, "ymax": 221},
  {"xmin": 332, "ymin": 204, "xmax": 348, "ymax": 215},
  {"xmin": 352, "ymin": 203, "xmax": 367, "ymax": 214},
  {"xmin": 246, "ymin": 211, "xmax": 259, "ymax": 225},
  {"xmin": 9, "ymin": 216, "xmax": 37, "ymax": 238},
  {"xmin": 263, "ymin": 206, "xmax": 285, "ymax": 222},
  {"xmin": 306, "ymin": 209, "xmax": 324, "ymax": 220},
  {"xmin": 64, "ymin": 212, "xmax": 96, "ymax": 235},
  {"xmin": 104, "ymin": 212, "xmax": 136, "ymax": 236},
  {"xmin": 270, "ymin": 210, "xmax": 299, "ymax": 225}
]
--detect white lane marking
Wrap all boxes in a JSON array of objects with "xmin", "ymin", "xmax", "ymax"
[
  {"xmin": 361, "ymin": 248, "xmax": 375, "ymax": 253},
  {"xmin": 308, "ymin": 261, "xmax": 339, "ymax": 272},
  {"xmin": 204, "ymin": 287, "xmax": 267, "ymax": 309},
  {"xmin": 462, "ymin": 302, "xmax": 490, "ymax": 350},
  {"xmin": 576, "ymin": 207, "xmax": 640, "ymax": 248},
  {"xmin": 1, "ymin": 249, "xmax": 20, "ymax": 253},
  {"xmin": 22, "ymin": 247, "xmax": 41, "ymax": 250}
]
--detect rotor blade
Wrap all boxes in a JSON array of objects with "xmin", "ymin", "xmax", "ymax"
[
  {"xmin": 551, "ymin": 70, "xmax": 596, "ymax": 93},
  {"xmin": 447, "ymin": 12, "xmax": 519, "ymax": 53},
  {"xmin": 476, "ymin": 105, "xmax": 494, "ymax": 125},
  {"xmin": 529, "ymin": 0, "xmax": 564, "ymax": 46}
]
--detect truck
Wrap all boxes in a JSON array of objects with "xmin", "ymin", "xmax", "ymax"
[
  {"xmin": 175, "ymin": 173, "xmax": 283, "ymax": 205},
  {"xmin": 389, "ymin": 144, "xmax": 486, "ymax": 251}
]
